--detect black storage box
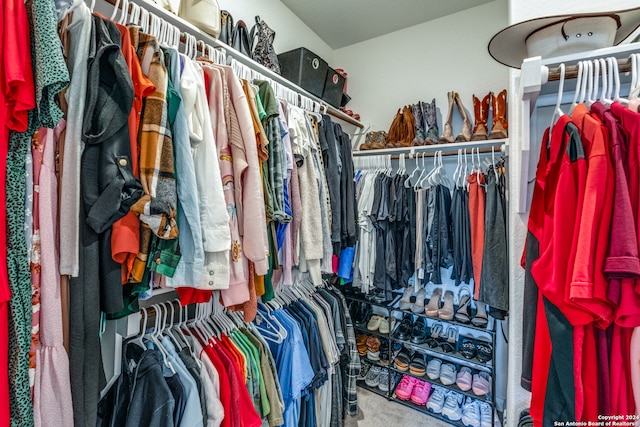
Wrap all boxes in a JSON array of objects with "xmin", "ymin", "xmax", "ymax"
[
  {"xmin": 277, "ymin": 48, "xmax": 328, "ymax": 98},
  {"xmin": 322, "ymin": 67, "xmax": 346, "ymax": 108}
]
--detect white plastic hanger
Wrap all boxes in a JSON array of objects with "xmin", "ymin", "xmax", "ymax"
[
  {"xmin": 110, "ymin": 0, "xmax": 121, "ymax": 21},
  {"xmin": 569, "ymin": 61, "xmax": 584, "ymax": 114},
  {"xmin": 613, "ymin": 57, "xmax": 628, "ymax": 104},
  {"xmin": 587, "ymin": 59, "xmax": 600, "ymax": 107},
  {"xmin": 630, "ymin": 54, "xmax": 640, "ymax": 99},
  {"xmin": 551, "ymin": 63, "xmax": 566, "ymax": 128},
  {"xmin": 89, "ymin": 0, "xmax": 96, "ymax": 12},
  {"xmin": 405, "ymin": 152, "xmax": 421, "ymax": 188}
]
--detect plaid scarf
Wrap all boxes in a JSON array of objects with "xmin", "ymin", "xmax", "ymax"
[{"xmin": 128, "ymin": 27, "xmax": 178, "ymax": 279}]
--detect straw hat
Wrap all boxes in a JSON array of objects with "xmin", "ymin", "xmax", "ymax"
[{"xmin": 488, "ymin": 7, "xmax": 640, "ymax": 68}]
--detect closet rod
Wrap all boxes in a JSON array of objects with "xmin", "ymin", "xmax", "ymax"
[
  {"xmin": 101, "ymin": 0, "xmax": 364, "ymax": 129},
  {"xmin": 389, "ymin": 147, "xmax": 495, "ymax": 160},
  {"xmin": 547, "ymin": 55, "xmax": 633, "ymax": 81}
]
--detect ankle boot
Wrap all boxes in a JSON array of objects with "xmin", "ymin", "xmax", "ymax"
[
  {"xmin": 399, "ymin": 105, "xmax": 415, "ymax": 147},
  {"xmin": 453, "ymin": 92, "xmax": 472, "ymax": 142},
  {"xmin": 439, "ymin": 91, "xmax": 455, "ymax": 144},
  {"xmin": 411, "ymin": 103, "xmax": 426, "ymax": 146},
  {"xmin": 489, "ymin": 89, "xmax": 508, "ymax": 139},
  {"xmin": 471, "ymin": 93, "xmax": 490, "ymax": 141},
  {"xmin": 386, "ymin": 109, "xmax": 403, "ymax": 148},
  {"xmin": 369, "ymin": 131, "xmax": 387, "ymax": 149},
  {"xmin": 423, "ymin": 99, "xmax": 439, "ymax": 145}
]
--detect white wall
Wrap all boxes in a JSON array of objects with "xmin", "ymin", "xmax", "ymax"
[
  {"xmin": 333, "ymin": 0, "xmax": 509, "ymax": 133},
  {"xmin": 218, "ymin": 0, "xmax": 335, "ymax": 65},
  {"xmin": 509, "ymin": 0, "xmax": 640, "ymax": 23}
]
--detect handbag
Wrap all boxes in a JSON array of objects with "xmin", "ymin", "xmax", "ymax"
[
  {"xmin": 219, "ymin": 10, "xmax": 233, "ymax": 45},
  {"xmin": 178, "ymin": 0, "xmax": 221, "ymax": 38},
  {"xmin": 232, "ymin": 20, "xmax": 252, "ymax": 57},
  {"xmin": 250, "ymin": 16, "xmax": 281, "ymax": 74}
]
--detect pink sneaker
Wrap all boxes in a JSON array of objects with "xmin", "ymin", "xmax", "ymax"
[
  {"xmin": 410, "ymin": 380, "xmax": 432, "ymax": 406},
  {"xmin": 395, "ymin": 375, "xmax": 418, "ymax": 401}
]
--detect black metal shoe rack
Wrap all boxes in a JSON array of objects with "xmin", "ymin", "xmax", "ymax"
[{"xmin": 345, "ymin": 292, "xmax": 497, "ymax": 427}]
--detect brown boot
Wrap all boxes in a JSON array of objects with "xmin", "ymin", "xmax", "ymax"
[
  {"xmin": 489, "ymin": 89, "xmax": 508, "ymax": 139},
  {"xmin": 439, "ymin": 91, "xmax": 454, "ymax": 144},
  {"xmin": 386, "ymin": 109, "xmax": 403, "ymax": 147},
  {"xmin": 471, "ymin": 93, "xmax": 490, "ymax": 141},
  {"xmin": 369, "ymin": 131, "xmax": 386, "ymax": 149},
  {"xmin": 453, "ymin": 92, "xmax": 472, "ymax": 142},
  {"xmin": 398, "ymin": 106, "xmax": 415, "ymax": 147},
  {"xmin": 359, "ymin": 131, "xmax": 375, "ymax": 150}
]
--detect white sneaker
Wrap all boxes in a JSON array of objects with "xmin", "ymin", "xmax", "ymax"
[
  {"xmin": 365, "ymin": 366, "xmax": 382, "ymax": 387},
  {"xmin": 442, "ymin": 391, "xmax": 464, "ymax": 421},
  {"xmin": 358, "ymin": 359, "xmax": 371, "ymax": 381},
  {"xmin": 378, "ymin": 368, "xmax": 390, "ymax": 392},
  {"xmin": 461, "ymin": 397, "xmax": 481, "ymax": 427},
  {"xmin": 426, "ymin": 385, "xmax": 447, "ymax": 413},
  {"xmin": 479, "ymin": 401, "xmax": 493, "ymax": 427}
]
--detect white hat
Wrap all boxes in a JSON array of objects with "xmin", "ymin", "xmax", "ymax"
[{"xmin": 488, "ymin": 7, "xmax": 640, "ymax": 68}]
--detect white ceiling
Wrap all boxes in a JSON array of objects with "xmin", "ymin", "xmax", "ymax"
[{"xmin": 280, "ymin": 0, "xmax": 495, "ymax": 49}]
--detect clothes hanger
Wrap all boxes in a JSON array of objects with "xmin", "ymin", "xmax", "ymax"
[
  {"xmin": 629, "ymin": 54, "xmax": 640, "ymax": 99},
  {"xmin": 603, "ymin": 57, "xmax": 615, "ymax": 106},
  {"xmin": 568, "ymin": 61, "xmax": 584, "ymax": 114},
  {"xmin": 578, "ymin": 60, "xmax": 590, "ymax": 106},
  {"xmin": 613, "ymin": 57, "xmax": 628, "ymax": 105},
  {"xmin": 583, "ymin": 60, "xmax": 594, "ymax": 107},
  {"xmin": 492, "ymin": 146, "xmax": 499, "ymax": 181},
  {"xmin": 133, "ymin": 307, "xmax": 150, "ymax": 349},
  {"xmin": 587, "ymin": 59, "xmax": 599, "ymax": 107},
  {"xmin": 89, "ymin": 0, "xmax": 96, "ymax": 12},
  {"xmin": 550, "ymin": 63, "xmax": 566, "ymax": 129},
  {"xmin": 110, "ymin": 0, "xmax": 121, "ymax": 21},
  {"xmin": 598, "ymin": 58, "xmax": 608, "ymax": 103}
]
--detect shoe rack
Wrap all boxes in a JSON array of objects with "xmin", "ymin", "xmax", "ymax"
[{"xmin": 344, "ymin": 289, "xmax": 497, "ymax": 427}]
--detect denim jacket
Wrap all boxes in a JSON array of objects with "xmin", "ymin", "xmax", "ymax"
[{"xmin": 164, "ymin": 49, "xmax": 205, "ymax": 288}]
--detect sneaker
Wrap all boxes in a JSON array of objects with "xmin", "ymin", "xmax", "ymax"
[
  {"xmin": 479, "ymin": 401, "xmax": 492, "ymax": 427},
  {"xmin": 410, "ymin": 380, "xmax": 432, "ymax": 406},
  {"xmin": 367, "ymin": 315, "xmax": 383, "ymax": 331},
  {"xmin": 379, "ymin": 317, "xmax": 395, "ymax": 334},
  {"xmin": 358, "ymin": 359, "xmax": 371, "ymax": 381},
  {"xmin": 426, "ymin": 385, "xmax": 447, "ymax": 413},
  {"xmin": 377, "ymin": 368, "xmax": 390, "ymax": 392},
  {"xmin": 440, "ymin": 363, "xmax": 458, "ymax": 386},
  {"xmin": 381, "ymin": 372, "xmax": 399, "ymax": 393},
  {"xmin": 365, "ymin": 366, "xmax": 382, "ymax": 387},
  {"xmin": 394, "ymin": 375, "xmax": 417, "ymax": 401},
  {"xmin": 461, "ymin": 397, "xmax": 481, "ymax": 427},
  {"xmin": 442, "ymin": 391, "xmax": 464, "ymax": 421}
]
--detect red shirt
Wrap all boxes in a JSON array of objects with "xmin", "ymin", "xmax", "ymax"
[
  {"xmin": 569, "ymin": 104, "xmax": 615, "ymax": 327},
  {"xmin": 1, "ymin": 2, "xmax": 35, "ymax": 425}
]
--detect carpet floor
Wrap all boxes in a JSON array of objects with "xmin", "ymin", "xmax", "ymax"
[{"xmin": 344, "ymin": 388, "xmax": 451, "ymax": 427}]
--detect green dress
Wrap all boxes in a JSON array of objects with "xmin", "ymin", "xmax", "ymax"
[{"xmin": 8, "ymin": 0, "xmax": 69, "ymax": 425}]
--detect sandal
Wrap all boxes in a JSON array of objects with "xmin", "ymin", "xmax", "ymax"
[
  {"xmin": 472, "ymin": 302, "xmax": 489, "ymax": 328},
  {"xmin": 438, "ymin": 290, "xmax": 455, "ymax": 320},
  {"xmin": 472, "ymin": 371, "xmax": 491, "ymax": 396},
  {"xmin": 476, "ymin": 342, "xmax": 493, "ymax": 363},
  {"xmin": 409, "ymin": 353, "xmax": 428, "ymax": 377},
  {"xmin": 459, "ymin": 339, "xmax": 476, "ymax": 359},
  {"xmin": 440, "ymin": 326, "xmax": 458, "ymax": 353},
  {"xmin": 425, "ymin": 288, "xmax": 442, "ymax": 317},
  {"xmin": 394, "ymin": 347, "xmax": 413, "ymax": 371},
  {"xmin": 455, "ymin": 288, "xmax": 472, "ymax": 324},
  {"xmin": 426, "ymin": 322, "xmax": 444, "ymax": 348}
]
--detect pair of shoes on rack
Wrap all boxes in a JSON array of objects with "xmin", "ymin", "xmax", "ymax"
[
  {"xmin": 470, "ymin": 89, "xmax": 508, "ymax": 141},
  {"xmin": 425, "ymin": 358, "xmax": 456, "ymax": 385},
  {"xmin": 386, "ymin": 106, "xmax": 416, "ymax": 147},
  {"xmin": 427, "ymin": 387, "xmax": 465, "ymax": 420},
  {"xmin": 425, "ymin": 322, "xmax": 458, "ymax": 353},
  {"xmin": 364, "ymin": 366, "xmax": 395, "ymax": 392},
  {"xmin": 359, "ymin": 130, "xmax": 388, "ymax": 150},
  {"xmin": 440, "ymin": 90, "xmax": 508, "ymax": 143},
  {"xmin": 459, "ymin": 338, "xmax": 493, "ymax": 363},
  {"xmin": 456, "ymin": 367, "xmax": 491, "ymax": 396},
  {"xmin": 367, "ymin": 315, "xmax": 394, "ymax": 334},
  {"xmin": 461, "ymin": 398, "xmax": 494, "ymax": 427},
  {"xmin": 411, "ymin": 99, "xmax": 439, "ymax": 146},
  {"xmin": 395, "ymin": 375, "xmax": 432, "ymax": 405},
  {"xmin": 424, "ymin": 288, "xmax": 456, "ymax": 320}
]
